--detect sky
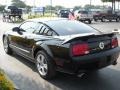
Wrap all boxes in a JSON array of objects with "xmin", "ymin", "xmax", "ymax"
[{"xmin": 0, "ymin": 0, "xmax": 111, "ymax": 8}]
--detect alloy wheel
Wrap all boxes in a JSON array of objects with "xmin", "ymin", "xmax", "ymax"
[{"xmin": 36, "ymin": 54, "xmax": 48, "ymax": 76}]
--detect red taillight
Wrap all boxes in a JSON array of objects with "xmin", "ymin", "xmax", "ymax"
[
  {"xmin": 111, "ymin": 38, "xmax": 118, "ymax": 48},
  {"xmin": 72, "ymin": 43, "xmax": 89, "ymax": 56}
]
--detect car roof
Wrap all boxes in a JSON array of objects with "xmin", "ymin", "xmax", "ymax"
[{"xmin": 27, "ymin": 17, "xmax": 68, "ymax": 23}]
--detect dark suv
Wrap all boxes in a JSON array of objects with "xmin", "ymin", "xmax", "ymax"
[{"xmin": 57, "ymin": 9, "xmax": 70, "ymax": 18}]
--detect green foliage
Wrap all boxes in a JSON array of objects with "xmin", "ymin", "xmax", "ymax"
[
  {"xmin": 84, "ymin": 4, "xmax": 105, "ymax": 10},
  {"xmin": 101, "ymin": 0, "xmax": 112, "ymax": 2},
  {"xmin": 0, "ymin": 70, "xmax": 14, "ymax": 90},
  {"xmin": 101, "ymin": 0, "xmax": 120, "ymax": 2},
  {"xmin": 54, "ymin": 5, "xmax": 64, "ymax": 10},
  {"xmin": 73, "ymin": 6, "xmax": 82, "ymax": 11},
  {"xmin": 45, "ymin": 5, "xmax": 55, "ymax": 11},
  {"xmin": 0, "ymin": 5, "xmax": 5, "ymax": 12},
  {"xmin": 11, "ymin": 0, "xmax": 26, "ymax": 8},
  {"xmin": 28, "ymin": 13, "xmax": 56, "ymax": 19}
]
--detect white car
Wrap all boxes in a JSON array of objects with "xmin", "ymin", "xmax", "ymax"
[{"xmin": 74, "ymin": 10, "xmax": 93, "ymax": 24}]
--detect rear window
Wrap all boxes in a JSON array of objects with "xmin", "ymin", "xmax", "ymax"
[
  {"xmin": 46, "ymin": 20, "xmax": 100, "ymax": 36},
  {"xmin": 78, "ymin": 11, "xmax": 88, "ymax": 14},
  {"xmin": 60, "ymin": 10, "xmax": 69, "ymax": 13}
]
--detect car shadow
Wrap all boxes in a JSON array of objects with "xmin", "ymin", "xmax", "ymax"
[
  {"xmin": 48, "ymin": 68, "xmax": 120, "ymax": 90},
  {"xmin": 12, "ymin": 53, "xmax": 37, "ymax": 72}
]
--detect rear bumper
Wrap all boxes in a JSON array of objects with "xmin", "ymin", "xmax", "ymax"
[
  {"xmin": 72, "ymin": 47, "xmax": 120, "ymax": 62},
  {"xmin": 63, "ymin": 47, "xmax": 120, "ymax": 73}
]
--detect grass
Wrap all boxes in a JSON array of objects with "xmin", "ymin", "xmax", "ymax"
[
  {"xmin": 0, "ymin": 69, "xmax": 14, "ymax": 90},
  {"xmin": 27, "ymin": 13, "xmax": 57, "ymax": 19}
]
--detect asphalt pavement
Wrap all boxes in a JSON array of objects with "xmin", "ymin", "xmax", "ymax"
[{"xmin": 0, "ymin": 19, "xmax": 120, "ymax": 90}]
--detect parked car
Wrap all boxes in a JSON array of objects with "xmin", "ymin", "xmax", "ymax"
[
  {"xmin": 74, "ymin": 10, "xmax": 93, "ymax": 24},
  {"xmin": 2, "ymin": 5, "xmax": 23, "ymax": 22},
  {"xmin": 3, "ymin": 18, "xmax": 120, "ymax": 79},
  {"xmin": 93, "ymin": 10, "xmax": 120, "ymax": 22},
  {"xmin": 57, "ymin": 9, "xmax": 70, "ymax": 18}
]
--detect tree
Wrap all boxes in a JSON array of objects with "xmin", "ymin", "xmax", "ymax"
[
  {"xmin": 0, "ymin": 5, "xmax": 5, "ymax": 12},
  {"xmin": 11, "ymin": 0, "xmax": 26, "ymax": 8},
  {"xmin": 45, "ymin": 5, "xmax": 55, "ymax": 10},
  {"xmin": 101, "ymin": 0, "xmax": 120, "ymax": 11},
  {"xmin": 84, "ymin": 4, "xmax": 95, "ymax": 10},
  {"xmin": 73, "ymin": 6, "xmax": 82, "ymax": 11},
  {"xmin": 54, "ymin": 5, "xmax": 64, "ymax": 10}
]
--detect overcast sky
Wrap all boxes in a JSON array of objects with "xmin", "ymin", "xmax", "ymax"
[{"xmin": 0, "ymin": 0, "xmax": 111, "ymax": 8}]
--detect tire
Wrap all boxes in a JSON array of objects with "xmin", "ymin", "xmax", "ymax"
[
  {"xmin": 101, "ymin": 17, "xmax": 105, "ymax": 22},
  {"xmin": 35, "ymin": 51, "xmax": 56, "ymax": 79},
  {"xmin": 116, "ymin": 17, "xmax": 120, "ymax": 22},
  {"xmin": 76, "ymin": 16, "xmax": 79, "ymax": 21},
  {"xmin": 3, "ymin": 36, "xmax": 13, "ymax": 55},
  {"xmin": 94, "ymin": 19, "xmax": 98, "ymax": 22},
  {"xmin": 109, "ymin": 20, "xmax": 112, "ymax": 22},
  {"xmin": 88, "ymin": 19, "xmax": 92, "ymax": 24}
]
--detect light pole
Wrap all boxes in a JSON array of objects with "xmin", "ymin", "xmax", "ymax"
[
  {"xmin": 50, "ymin": 0, "xmax": 52, "ymax": 16},
  {"xmin": 33, "ymin": 0, "xmax": 36, "ymax": 14},
  {"xmin": 90, "ymin": 0, "xmax": 92, "ymax": 11},
  {"xmin": 5, "ymin": 0, "xmax": 7, "ymax": 5}
]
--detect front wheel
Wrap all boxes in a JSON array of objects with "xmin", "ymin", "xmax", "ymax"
[
  {"xmin": 35, "ymin": 51, "xmax": 56, "ymax": 79},
  {"xmin": 3, "ymin": 36, "xmax": 13, "ymax": 54}
]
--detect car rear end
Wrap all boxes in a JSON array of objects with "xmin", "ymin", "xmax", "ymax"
[
  {"xmin": 46, "ymin": 20, "xmax": 120, "ymax": 74},
  {"xmin": 68, "ymin": 33, "xmax": 120, "ymax": 73},
  {"xmin": 76, "ymin": 11, "xmax": 93, "ymax": 21}
]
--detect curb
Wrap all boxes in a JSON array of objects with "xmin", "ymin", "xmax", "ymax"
[
  {"xmin": 7, "ymin": 77, "xmax": 20, "ymax": 90},
  {"xmin": 4, "ymin": 73, "xmax": 20, "ymax": 90}
]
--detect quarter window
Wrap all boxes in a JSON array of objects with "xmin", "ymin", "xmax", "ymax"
[{"xmin": 20, "ymin": 22, "xmax": 39, "ymax": 33}]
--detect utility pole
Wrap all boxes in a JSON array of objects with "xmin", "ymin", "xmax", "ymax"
[
  {"xmin": 90, "ymin": 0, "xmax": 92, "ymax": 11},
  {"xmin": 5, "ymin": 0, "xmax": 7, "ymax": 5},
  {"xmin": 33, "ymin": 0, "xmax": 35, "ymax": 14},
  {"xmin": 50, "ymin": 0, "xmax": 52, "ymax": 16},
  {"xmin": 118, "ymin": 1, "xmax": 120, "ymax": 10}
]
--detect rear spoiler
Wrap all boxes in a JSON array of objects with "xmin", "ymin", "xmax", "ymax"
[{"xmin": 62, "ymin": 33, "xmax": 115, "ymax": 44}]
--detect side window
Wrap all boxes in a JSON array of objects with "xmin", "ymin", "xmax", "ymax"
[{"xmin": 20, "ymin": 22, "xmax": 39, "ymax": 34}]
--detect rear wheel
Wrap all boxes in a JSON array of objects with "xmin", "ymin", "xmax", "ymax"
[
  {"xmin": 116, "ymin": 17, "xmax": 120, "ymax": 22},
  {"xmin": 101, "ymin": 17, "xmax": 105, "ymax": 22},
  {"xmin": 3, "ymin": 36, "xmax": 13, "ymax": 54},
  {"xmin": 88, "ymin": 19, "xmax": 92, "ymax": 24},
  {"xmin": 94, "ymin": 19, "xmax": 98, "ymax": 22},
  {"xmin": 35, "ymin": 51, "xmax": 56, "ymax": 79}
]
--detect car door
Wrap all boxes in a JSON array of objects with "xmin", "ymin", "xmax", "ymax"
[
  {"xmin": 10, "ymin": 21, "xmax": 39, "ymax": 59},
  {"xmin": 18, "ymin": 21, "xmax": 40, "ymax": 58},
  {"xmin": 9, "ymin": 22, "xmax": 33, "ymax": 55}
]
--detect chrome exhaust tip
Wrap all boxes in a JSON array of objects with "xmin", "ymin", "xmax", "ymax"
[{"xmin": 112, "ymin": 61, "xmax": 117, "ymax": 65}]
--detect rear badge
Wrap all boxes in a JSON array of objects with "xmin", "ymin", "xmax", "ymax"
[{"xmin": 99, "ymin": 42, "xmax": 105, "ymax": 50}]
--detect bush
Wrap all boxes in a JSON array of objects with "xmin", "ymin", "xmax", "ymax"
[
  {"xmin": 0, "ymin": 70, "xmax": 14, "ymax": 90},
  {"xmin": 28, "ymin": 13, "xmax": 56, "ymax": 19}
]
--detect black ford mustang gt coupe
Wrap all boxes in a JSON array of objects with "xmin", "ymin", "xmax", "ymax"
[{"xmin": 3, "ymin": 18, "xmax": 120, "ymax": 79}]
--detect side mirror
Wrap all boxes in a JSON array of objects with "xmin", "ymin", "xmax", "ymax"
[{"xmin": 12, "ymin": 27, "xmax": 20, "ymax": 32}]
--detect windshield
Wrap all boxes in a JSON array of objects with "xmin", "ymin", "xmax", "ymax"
[{"xmin": 46, "ymin": 20, "xmax": 100, "ymax": 36}]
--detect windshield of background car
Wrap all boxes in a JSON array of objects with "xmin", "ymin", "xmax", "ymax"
[
  {"xmin": 78, "ymin": 11, "xmax": 88, "ymax": 14},
  {"xmin": 46, "ymin": 20, "xmax": 100, "ymax": 36},
  {"xmin": 60, "ymin": 10, "xmax": 69, "ymax": 13}
]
